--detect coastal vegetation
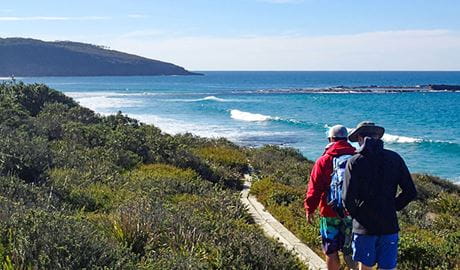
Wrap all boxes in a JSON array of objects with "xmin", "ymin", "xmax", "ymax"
[
  {"xmin": 0, "ymin": 82, "xmax": 302, "ymax": 269},
  {"xmin": 248, "ymin": 146, "xmax": 460, "ymax": 270},
  {"xmin": 0, "ymin": 82, "xmax": 458, "ymax": 269}
]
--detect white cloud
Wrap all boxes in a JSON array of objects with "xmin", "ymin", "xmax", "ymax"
[
  {"xmin": 109, "ymin": 29, "xmax": 460, "ymax": 70},
  {"xmin": 0, "ymin": 16, "xmax": 109, "ymax": 21}
]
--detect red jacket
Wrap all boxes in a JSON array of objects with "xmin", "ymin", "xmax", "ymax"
[{"xmin": 304, "ymin": 140, "xmax": 356, "ymax": 217}]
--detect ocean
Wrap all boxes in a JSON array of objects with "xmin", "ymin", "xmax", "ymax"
[{"xmin": 13, "ymin": 71, "xmax": 460, "ymax": 182}]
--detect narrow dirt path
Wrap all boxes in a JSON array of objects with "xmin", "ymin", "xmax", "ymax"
[{"xmin": 240, "ymin": 173, "xmax": 327, "ymax": 270}]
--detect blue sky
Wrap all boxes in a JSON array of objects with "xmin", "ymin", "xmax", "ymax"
[{"xmin": 1, "ymin": 0, "xmax": 460, "ymax": 70}]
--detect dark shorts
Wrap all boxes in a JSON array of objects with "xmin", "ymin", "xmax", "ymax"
[
  {"xmin": 352, "ymin": 233, "xmax": 399, "ymax": 269},
  {"xmin": 319, "ymin": 216, "xmax": 353, "ymax": 255}
]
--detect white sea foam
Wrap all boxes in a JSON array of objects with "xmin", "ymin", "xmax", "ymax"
[
  {"xmin": 126, "ymin": 113, "xmax": 295, "ymax": 142},
  {"xmin": 451, "ymin": 177, "xmax": 460, "ymax": 185},
  {"xmin": 66, "ymin": 91, "xmax": 163, "ymax": 98},
  {"xmin": 382, "ymin": 133, "xmax": 423, "ymax": 143},
  {"xmin": 128, "ymin": 114, "xmax": 226, "ymax": 137},
  {"xmin": 66, "ymin": 91, "xmax": 143, "ymax": 110},
  {"xmin": 181, "ymin": 96, "xmax": 228, "ymax": 102},
  {"xmin": 66, "ymin": 91, "xmax": 116, "ymax": 98},
  {"xmin": 230, "ymin": 109, "xmax": 279, "ymax": 122},
  {"xmin": 200, "ymin": 96, "xmax": 227, "ymax": 102}
]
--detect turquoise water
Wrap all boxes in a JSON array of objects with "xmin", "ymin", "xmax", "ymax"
[{"xmin": 16, "ymin": 71, "xmax": 460, "ymax": 182}]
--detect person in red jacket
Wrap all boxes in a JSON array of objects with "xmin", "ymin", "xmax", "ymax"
[{"xmin": 304, "ymin": 125, "xmax": 356, "ymax": 270}]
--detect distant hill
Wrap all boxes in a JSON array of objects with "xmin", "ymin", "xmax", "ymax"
[{"xmin": 0, "ymin": 38, "xmax": 201, "ymax": 76}]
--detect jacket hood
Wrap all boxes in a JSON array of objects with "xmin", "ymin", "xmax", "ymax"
[
  {"xmin": 326, "ymin": 140, "xmax": 356, "ymax": 156},
  {"xmin": 358, "ymin": 137, "xmax": 384, "ymax": 156}
]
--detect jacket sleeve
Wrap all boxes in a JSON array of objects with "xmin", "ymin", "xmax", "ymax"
[
  {"xmin": 304, "ymin": 158, "xmax": 328, "ymax": 215},
  {"xmin": 394, "ymin": 157, "xmax": 417, "ymax": 211},
  {"xmin": 343, "ymin": 158, "xmax": 359, "ymax": 217}
]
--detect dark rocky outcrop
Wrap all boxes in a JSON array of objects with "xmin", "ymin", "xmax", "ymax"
[{"xmin": 427, "ymin": 84, "xmax": 460, "ymax": 91}]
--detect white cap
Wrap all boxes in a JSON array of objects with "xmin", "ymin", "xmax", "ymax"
[{"xmin": 328, "ymin": 125, "xmax": 348, "ymax": 139}]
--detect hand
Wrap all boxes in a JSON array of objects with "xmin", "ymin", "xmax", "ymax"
[{"xmin": 306, "ymin": 212, "xmax": 314, "ymax": 224}]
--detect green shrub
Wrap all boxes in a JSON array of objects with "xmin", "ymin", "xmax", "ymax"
[
  {"xmin": 194, "ymin": 145, "xmax": 248, "ymax": 188},
  {"xmin": 195, "ymin": 145, "xmax": 247, "ymax": 170},
  {"xmin": 429, "ymin": 192, "xmax": 460, "ymax": 216},
  {"xmin": 34, "ymin": 103, "xmax": 70, "ymax": 140},
  {"xmin": 251, "ymin": 177, "xmax": 303, "ymax": 207},
  {"xmin": 131, "ymin": 163, "xmax": 199, "ymax": 182},
  {"xmin": 48, "ymin": 167, "xmax": 129, "ymax": 211},
  {"xmin": 398, "ymin": 200, "xmax": 432, "ymax": 228},
  {"xmin": 162, "ymin": 148, "xmax": 227, "ymax": 185},
  {"xmin": 0, "ymin": 129, "xmax": 51, "ymax": 182},
  {"xmin": 0, "ymin": 209, "xmax": 134, "ymax": 269},
  {"xmin": 102, "ymin": 111, "xmax": 140, "ymax": 128},
  {"xmin": 249, "ymin": 176, "xmax": 273, "ymax": 202},
  {"xmin": 111, "ymin": 198, "xmax": 164, "ymax": 256},
  {"xmin": 0, "ymin": 176, "xmax": 60, "ymax": 209},
  {"xmin": 212, "ymin": 221, "xmax": 306, "ymax": 270},
  {"xmin": 248, "ymin": 145, "xmax": 312, "ymax": 187},
  {"xmin": 33, "ymin": 103, "xmax": 100, "ymax": 140},
  {"xmin": 0, "ymin": 99, "xmax": 30, "ymax": 129},
  {"xmin": 173, "ymin": 133, "xmax": 237, "ymax": 150},
  {"xmin": 268, "ymin": 185, "xmax": 303, "ymax": 206},
  {"xmin": 0, "ymin": 197, "xmax": 19, "ymax": 224},
  {"xmin": 67, "ymin": 105, "xmax": 101, "ymax": 124},
  {"xmin": 0, "ymin": 235, "xmax": 4, "ymax": 267},
  {"xmin": 412, "ymin": 174, "xmax": 460, "ymax": 201},
  {"xmin": 399, "ymin": 228, "xmax": 459, "ymax": 270},
  {"xmin": 0, "ymin": 83, "xmax": 76, "ymax": 116},
  {"xmin": 62, "ymin": 122, "xmax": 109, "ymax": 147},
  {"xmin": 34, "ymin": 102, "xmax": 100, "ymax": 141},
  {"xmin": 127, "ymin": 164, "xmax": 213, "ymax": 198},
  {"xmin": 140, "ymin": 125, "xmax": 176, "ymax": 163},
  {"xmin": 50, "ymin": 142, "xmax": 121, "ymax": 173}
]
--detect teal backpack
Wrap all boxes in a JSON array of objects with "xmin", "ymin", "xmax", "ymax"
[{"xmin": 327, "ymin": 154, "xmax": 352, "ymax": 218}]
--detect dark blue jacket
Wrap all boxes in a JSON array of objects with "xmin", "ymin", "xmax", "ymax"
[{"xmin": 342, "ymin": 137, "xmax": 417, "ymax": 235}]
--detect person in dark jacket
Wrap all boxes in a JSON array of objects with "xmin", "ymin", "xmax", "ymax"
[
  {"xmin": 305, "ymin": 125, "xmax": 356, "ymax": 270},
  {"xmin": 343, "ymin": 121, "xmax": 417, "ymax": 270}
]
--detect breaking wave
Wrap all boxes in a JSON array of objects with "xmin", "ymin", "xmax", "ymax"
[
  {"xmin": 380, "ymin": 133, "xmax": 455, "ymax": 145},
  {"xmin": 229, "ymin": 110, "xmax": 312, "ymax": 128},
  {"xmin": 199, "ymin": 96, "xmax": 227, "ymax": 102},
  {"xmin": 66, "ymin": 91, "xmax": 143, "ymax": 110},
  {"xmin": 382, "ymin": 133, "xmax": 423, "ymax": 143},
  {"xmin": 230, "ymin": 109, "xmax": 276, "ymax": 122}
]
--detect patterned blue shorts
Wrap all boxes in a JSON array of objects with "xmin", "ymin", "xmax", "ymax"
[{"xmin": 319, "ymin": 216, "xmax": 353, "ymax": 255}]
